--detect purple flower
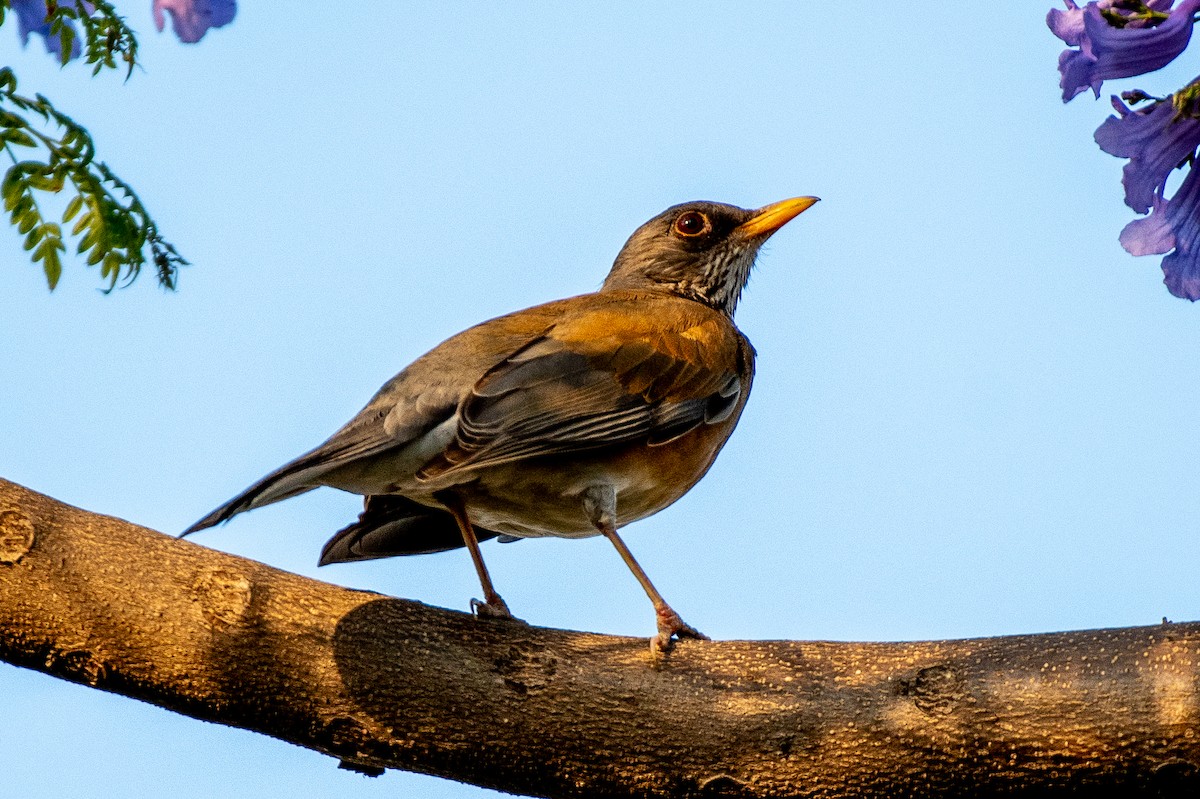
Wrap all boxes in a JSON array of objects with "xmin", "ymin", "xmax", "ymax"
[
  {"xmin": 1050, "ymin": 0, "xmax": 1200, "ymax": 102},
  {"xmin": 1119, "ymin": 165, "xmax": 1200, "ymax": 299},
  {"xmin": 1095, "ymin": 94, "xmax": 1200, "ymax": 212},
  {"xmin": 1119, "ymin": 193, "xmax": 1175, "ymax": 253},
  {"xmin": 1047, "ymin": 0, "xmax": 1088, "ymax": 47},
  {"xmin": 1099, "ymin": 88, "xmax": 1200, "ymax": 299},
  {"xmin": 1159, "ymin": 178, "xmax": 1200, "ymax": 300},
  {"xmin": 153, "ymin": 0, "xmax": 237, "ymax": 44},
  {"xmin": 10, "ymin": 0, "xmax": 93, "ymax": 60}
]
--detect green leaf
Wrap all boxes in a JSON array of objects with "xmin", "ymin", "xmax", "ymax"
[
  {"xmin": 26, "ymin": 170, "xmax": 63, "ymax": 192},
  {"xmin": 17, "ymin": 212, "xmax": 36, "ymax": 235},
  {"xmin": 71, "ymin": 211, "xmax": 91, "ymax": 236},
  {"xmin": 58, "ymin": 29, "xmax": 75, "ymax": 68},
  {"xmin": 78, "ymin": 226, "xmax": 97, "ymax": 253},
  {"xmin": 2, "ymin": 170, "xmax": 24, "ymax": 209},
  {"xmin": 14, "ymin": 196, "xmax": 34, "ymax": 220},
  {"xmin": 63, "ymin": 195, "xmax": 83, "ymax": 222},
  {"xmin": 101, "ymin": 253, "xmax": 120, "ymax": 279},
  {"xmin": 3, "ymin": 129, "xmax": 37, "ymax": 148},
  {"xmin": 43, "ymin": 254, "xmax": 62, "ymax": 290}
]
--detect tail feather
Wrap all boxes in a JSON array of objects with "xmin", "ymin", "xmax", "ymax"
[
  {"xmin": 181, "ymin": 448, "xmax": 343, "ymax": 536},
  {"xmin": 318, "ymin": 494, "xmax": 500, "ymax": 564},
  {"xmin": 182, "ymin": 483, "xmax": 315, "ymax": 536}
]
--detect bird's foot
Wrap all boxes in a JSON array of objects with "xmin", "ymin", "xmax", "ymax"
[
  {"xmin": 470, "ymin": 593, "xmax": 516, "ymax": 621},
  {"xmin": 650, "ymin": 605, "xmax": 709, "ymax": 659}
]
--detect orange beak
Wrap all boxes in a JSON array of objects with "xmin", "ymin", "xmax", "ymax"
[{"xmin": 735, "ymin": 196, "xmax": 820, "ymax": 239}]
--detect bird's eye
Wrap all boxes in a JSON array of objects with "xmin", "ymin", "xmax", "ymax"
[{"xmin": 672, "ymin": 211, "xmax": 711, "ymax": 238}]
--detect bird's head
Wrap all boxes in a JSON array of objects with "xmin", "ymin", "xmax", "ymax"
[{"xmin": 602, "ymin": 197, "xmax": 818, "ymax": 316}]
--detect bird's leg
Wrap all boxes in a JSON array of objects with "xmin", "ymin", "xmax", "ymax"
[
  {"xmin": 604, "ymin": 526, "xmax": 709, "ymax": 654},
  {"xmin": 583, "ymin": 486, "xmax": 708, "ymax": 656},
  {"xmin": 436, "ymin": 490, "xmax": 513, "ymax": 620}
]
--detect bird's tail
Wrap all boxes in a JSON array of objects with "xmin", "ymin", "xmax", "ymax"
[
  {"xmin": 318, "ymin": 494, "xmax": 501, "ymax": 564},
  {"xmin": 180, "ymin": 448, "xmax": 337, "ymax": 536}
]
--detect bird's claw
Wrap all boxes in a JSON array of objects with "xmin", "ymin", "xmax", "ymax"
[
  {"xmin": 470, "ymin": 595, "xmax": 515, "ymax": 621},
  {"xmin": 651, "ymin": 605, "xmax": 709, "ymax": 659}
]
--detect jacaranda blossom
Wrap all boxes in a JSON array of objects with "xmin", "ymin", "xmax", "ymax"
[
  {"xmin": 10, "ymin": 0, "xmax": 92, "ymax": 60},
  {"xmin": 1095, "ymin": 88, "xmax": 1200, "ymax": 299},
  {"xmin": 1050, "ymin": 0, "xmax": 1200, "ymax": 102},
  {"xmin": 1118, "ymin": 193, "xmax": 1176, "ymax": 255},
  {"xmin": 152, "ymin": 0, "xmax": 237, "ymax": 44},
  {"xmin": 1049, "ymin": 0, "xmax": 1179, "ymax": 45},
  {"xmin": 1095, "ymin": 94, "xmax": 1200, "ymax": 213},
  {"xmin": 1119, "ymin": 163, "xmax": 1200, "ymax": 299}
]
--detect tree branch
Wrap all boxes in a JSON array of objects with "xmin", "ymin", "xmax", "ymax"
[{"xmin": 1, "ymin": 476, "xmax": 1198, "ymax": 798}]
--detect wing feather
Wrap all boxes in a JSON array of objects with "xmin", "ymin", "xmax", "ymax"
[{"xmin": 418, "ymin": 314, "xmax": 746, "ymax": 480}]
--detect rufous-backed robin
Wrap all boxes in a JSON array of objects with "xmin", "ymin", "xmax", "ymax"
[{"xmin": 184, "ymin": 196, "xmax": 817, "ymax": 653}]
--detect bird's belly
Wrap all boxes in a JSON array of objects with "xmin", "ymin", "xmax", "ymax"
[{"xmin": 454, "ymin": 430, "xmax": 733, "ymax": 539}]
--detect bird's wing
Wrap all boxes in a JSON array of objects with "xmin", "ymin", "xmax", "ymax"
[
  {"xmin": 182, "ymin": 299, "xmax": 573, "ymax": 534},
  {"xmin": 182, "ymin": 393, "xmax": 460, "ymax": 535},
  {"xmin": 418, "ymin": 306, "xmax": 749, "ymax": 480}
]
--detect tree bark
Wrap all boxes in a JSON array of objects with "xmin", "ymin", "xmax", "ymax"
[{"xmin": 1, "ymin": 477, "xmax": 1198, "ymax": 798}]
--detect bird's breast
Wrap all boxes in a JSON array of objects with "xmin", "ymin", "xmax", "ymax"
[{"xmin": 454, "ymin": 415, "xmax": 743, "ymax": 539}]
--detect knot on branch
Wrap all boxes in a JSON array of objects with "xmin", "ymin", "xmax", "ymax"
[
  {"xmin": 192, "ymin": 567, "xmax": 253, "ymax": 628},
  {"xmin": 492, "ymin": 641, "xmax": 558, "ymax": 695},
  {"xmin": 896, "ymin": 664, "xmax": 967, "ymax": 716},
  {"xmin": 697, "ymin": 773, "xmax": 749, "ymax": 797},
  {"xmin": 1153, "ymin": 758, "xmax": 1200, "ymax": 791},
  {"xmin": 55, "ymin": 648, "xmax": 108, "ymax": 687},
  {"xmin": 337, "ymin": 759, "xmax": 385, "ymax": 777},
  {"xmin": 327, "ymin": 716, "xmax": 385, "ymax": 776},
  {"xmin": 0, "ymin": 505, "xmax": 35, "ymax": 564}
]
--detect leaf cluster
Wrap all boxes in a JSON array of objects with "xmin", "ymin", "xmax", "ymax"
[
  {"xmin": 0, "ymin": 1, "xmax": 186, "ymax": 291},
  {"xmin": 0, "ymin": 0, "xmax": 140, "ymax": 74}
]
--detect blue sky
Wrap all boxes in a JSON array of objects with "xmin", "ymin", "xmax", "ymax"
[{"xmin": 3, "ymin": 4, "xmax": 1200, "ymax": 798}]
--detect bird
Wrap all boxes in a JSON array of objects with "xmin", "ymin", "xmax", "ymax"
[{"xmin": 183, "ymin": 196, "xmax": 817, "ymax": 654}]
